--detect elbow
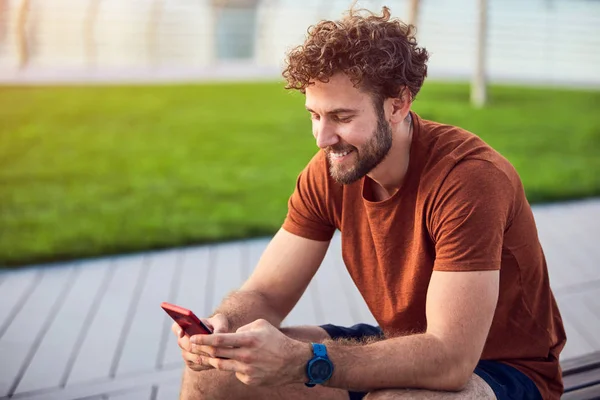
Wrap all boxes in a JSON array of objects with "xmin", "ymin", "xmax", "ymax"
[
  {"xmin": 443, "ymin": 373, "xmax": 470, "ymax": 392},
  {"xmin": 423, "ymin": 334, "xmax": 482, "ymax": 391},
  {"xmin": 426, "ymin": 342, "xmax": 476, "ymax": 392},
  {"xmin": 435, "ymin": 358, "xmax": 476, "ymax": 392}
]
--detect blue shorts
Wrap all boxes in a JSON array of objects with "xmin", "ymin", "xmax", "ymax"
[{"xmin": 320, "ymin": 323, "xmax": 543, "ymax": 400}]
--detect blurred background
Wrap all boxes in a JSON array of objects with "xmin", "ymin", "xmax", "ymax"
[
  {"xmin": 1, "ymin": 0, "xmax": 600, "ymax": 83},
  {"xmin": 1, "ymin": 0, "xmax": 599, "ymax": 267},
  {"xmin": 1, "ymin": 0, "xmax": 600, "ymax": 84},
  {"xmin": 1, "ymin": 1, "xmax": 600, "ymax": 399}
]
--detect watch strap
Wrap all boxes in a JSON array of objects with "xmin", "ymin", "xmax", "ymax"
[{"xmin": 312, "ymin": 343, "xmax": 327, "ymax": 357}]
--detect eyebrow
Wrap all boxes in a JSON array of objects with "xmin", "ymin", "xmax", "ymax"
[{"xmin": 305, "ymin": 106, "xmax": 359, "ymax": 115}]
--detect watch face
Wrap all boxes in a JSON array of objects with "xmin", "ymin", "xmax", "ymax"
[{"xmin": 309, "ymin": 359, "xmax": 332, "ymax": 381}]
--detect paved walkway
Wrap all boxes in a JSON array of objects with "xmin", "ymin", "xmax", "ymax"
[{"xmin": 0, "ymin": 198, "xmax": 599, "ymax": 399}]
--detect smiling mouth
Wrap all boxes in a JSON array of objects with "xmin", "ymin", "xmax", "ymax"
[{"xmin": 329, "ymin": 149, "xmax": 353, "ymax": 159}]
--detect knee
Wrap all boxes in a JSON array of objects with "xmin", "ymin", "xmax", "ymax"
[
  {"xmin": 181, "ymin": 368, "xmax": 239, "ymax": 400},
  {"xmin": 364, "ymin": 389, "xmax": 412, "ymax": 400}
]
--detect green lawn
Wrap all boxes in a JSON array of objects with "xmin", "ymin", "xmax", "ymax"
[{"xmin": 1, "ymin": 82, "xmax": 599, "ymax": 267}]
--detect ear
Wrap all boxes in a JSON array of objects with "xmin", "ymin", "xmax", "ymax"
[{"xmin": 387, "ymin": 87, "xmax": 412, "ymax": 124}]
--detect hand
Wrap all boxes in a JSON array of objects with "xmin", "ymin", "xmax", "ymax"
[
  {"xmin": 190, "ymin": 319, "xmax": 311, "ymax": 386},
  {"xmin": 171, "ymin": 313, "xmax": 230, "ymax": 372}
]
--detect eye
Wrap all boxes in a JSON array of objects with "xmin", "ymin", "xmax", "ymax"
[
  {"xmin": 335, "ymin": 116, "xmax": 352, "ymax": 123},
  {"xmin": 310, "ymin": 113, "xmax": 320, "ymax": 121}
]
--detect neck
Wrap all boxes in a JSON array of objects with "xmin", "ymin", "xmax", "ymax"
[{"xmin": 367, "ymin": 113, "xmax": 413, "ymax": 200}]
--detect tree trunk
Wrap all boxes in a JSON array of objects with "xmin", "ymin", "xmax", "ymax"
[
  {"xmin": 147, "ymin": 0, "xmax": 163, "ymax": 67},
  {"xmin": 84, "ymin": 0, "xmax": 101, "ymax": 68},
  {"xmin": 0, "ymin": 0, "xmax": 8, "ymax": 44},
  {"xmin": 408, "ymin": 0, "xmax": 420, "ymax": 27},
  {"xmin": 16, "ymin": 0, "xmax": 30, "ymax": 69},
  {"xmin": 471, "ymin": 0, "xmax": 488, "ymax": 108}
]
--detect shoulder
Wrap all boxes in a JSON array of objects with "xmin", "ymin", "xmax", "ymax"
[
  {"xmin": 415, "ymin": 114, "xmax": 522, "ymax": 199},
  {"xmin": 412, "ymin": 116, "xmax": 523, "ymax": 224}
]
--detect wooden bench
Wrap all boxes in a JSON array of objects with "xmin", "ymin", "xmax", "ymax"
[{"xmin": 562, "ymin": 351, "xmax": 600, "ymax": 399}]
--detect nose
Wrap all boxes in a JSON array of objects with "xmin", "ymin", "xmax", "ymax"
[{"xmin": 314, "ymin": 119, "xmax": 339, "ymax": 149}]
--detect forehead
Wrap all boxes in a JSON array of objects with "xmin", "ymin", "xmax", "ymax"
[{"xmin": 305, "ymin": 73, "xmax": 372, "ymax": 112}]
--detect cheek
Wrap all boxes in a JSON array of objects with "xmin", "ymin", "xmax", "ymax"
[{"xmin": 341, "ymin": 123, "xmax": 371, "ymax": 146}]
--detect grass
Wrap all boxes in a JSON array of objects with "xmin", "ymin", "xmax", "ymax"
[{"xmin": 1, "ymin": 82, "xmax": 599, "ymax": 267}]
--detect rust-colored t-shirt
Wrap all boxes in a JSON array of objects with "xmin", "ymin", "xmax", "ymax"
[{"xmin": 282, "ymin": 112, "xmax": 566, "ymax": 399}]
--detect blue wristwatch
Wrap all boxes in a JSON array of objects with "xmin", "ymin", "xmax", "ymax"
[{"xmin": 305, "ymin": 343, "xmax": 334, "ymax": 387}]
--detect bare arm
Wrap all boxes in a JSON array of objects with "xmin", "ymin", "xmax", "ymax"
[
  {"xmin": 213, "ymin": 228, "xmax": 330, "ymax": 330},
  {"xmin": 325, "ymin": 269, "xmax": 499, "ymax": 391}
]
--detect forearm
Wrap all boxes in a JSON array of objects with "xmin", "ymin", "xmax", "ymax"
[
  {"xmin": 324, "ymin": 333, "xmax": 469, "ymax": 392},
  {"xmin": 213, "ymin": 290, "xmax": 284, "ymax": 331}
]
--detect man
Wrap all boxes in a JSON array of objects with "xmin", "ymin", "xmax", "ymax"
[{"xmin": 172, "ymin": 7, "xmax": 566, "ymax": 399}]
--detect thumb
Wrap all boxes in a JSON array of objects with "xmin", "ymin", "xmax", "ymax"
[{"xmin": 208, "ymin": 313, "xmax": 230, "ymax": 333}]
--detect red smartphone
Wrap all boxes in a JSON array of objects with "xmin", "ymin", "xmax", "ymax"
[{"xmin": 161, "ymin": 302, "xmax": 213, "ymax": 336}]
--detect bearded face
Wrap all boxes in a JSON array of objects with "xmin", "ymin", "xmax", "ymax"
[{"xmin": 325, "ymin": 105, "xmax": 392, "ymax": 185}]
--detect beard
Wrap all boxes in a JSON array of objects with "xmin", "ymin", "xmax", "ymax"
[{"xmin": 327, "ymin": 110, "xmax": 393, "ymax": 185}]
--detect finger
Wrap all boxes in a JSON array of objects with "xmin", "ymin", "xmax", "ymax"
[
  {"xmin": 178, "ymin": 334, "xmax": 191, "ymax": 352},
  {"xmin": 171, "ymin": 322, "xmax": 187, "ymax": 340},
  {"xmin": 181, "ymin": 351, "xmax": 213, "ymax": 371},
  {"xmin": 209, "ymin": 313, "xmax": 230, "ymax": 333},
  {"xmin": 236, "ymin": 318, "xmax": 269, "ymax": 333},
  {"xmin": 186, "ymin": 362, "xmax": 208, "ymax": 372},
  {"xmin": 189, "ymin": 344, "xmax": 215, "ymax": 356},
  {"xmin": 203, "ymin": 346, "xmax": 248, "ymax": 361},
  {"xmin": 236, "ymin": 323, "xmax": 253, "ymax": 333},
  {"xmin": 192, "ymin": 332, "xmax": 255, "ymax": 348},
  {"xmin": 171, "ymin": 322, "xmax": 181, "ymax": 336},
  {"xmin": 206, "ymin": 356, "xmax": 246, "ymax": 373}
]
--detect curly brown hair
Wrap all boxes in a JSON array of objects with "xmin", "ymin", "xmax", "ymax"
[{"xmin": 282, "ymin": 6, "xmax": 429, "ymax": 104}]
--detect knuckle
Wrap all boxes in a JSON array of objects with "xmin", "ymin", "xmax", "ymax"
[
  {"xmin": 190, "ymin": 344, "xmax": 203, "ymax": 355},
  {"xmin": 184, "ymin": 353, "xmax": 202, "ymax": 366},
  {"xmin": 205, "ymin": 348, "xmax": 217, "ymax": 358},
  {"xmin": 247, "ymin": 335, "xmax": 259, "ymax": 347},
  {"xmin": 238, "ymin": 352, "xmax": 253, "ymax": 363}
]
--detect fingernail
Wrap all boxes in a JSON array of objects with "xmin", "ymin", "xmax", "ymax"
[{"xmin": 190, "ymin": 336, "xmax": 197, "ymax": 344}]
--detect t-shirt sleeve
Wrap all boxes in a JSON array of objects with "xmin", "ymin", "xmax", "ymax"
[
  {"xmin": 430, "ymin": 159, "xmax": 516, "ymax": 271},
  {"xmin": 282, "ymin": 152, "xmax": 337, "ymax": 242}
]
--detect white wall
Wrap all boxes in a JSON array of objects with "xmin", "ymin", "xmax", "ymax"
[{"xmin": 0, "ymin": 0, "xmax": 599, "ymax": 85}]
